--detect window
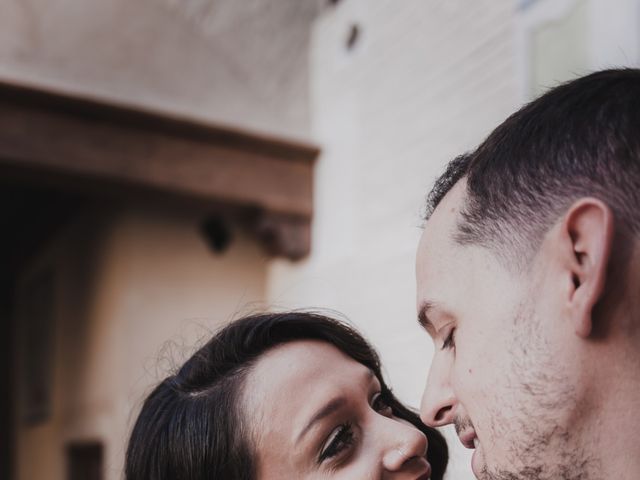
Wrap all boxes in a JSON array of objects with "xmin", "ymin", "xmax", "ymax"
[{"xmin": 515, "ymin": 0, "xmax": 640, "ymax": 100}]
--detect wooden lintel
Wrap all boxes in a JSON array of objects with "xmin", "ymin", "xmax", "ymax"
[{"xmin": 0, "ymin": 80, "xmax": 319, "ymax": 260}]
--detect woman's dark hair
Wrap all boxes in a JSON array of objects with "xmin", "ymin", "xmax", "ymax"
[{"xmin": 125, "ymin": 312, "xmax": 448, "ymax": 479}]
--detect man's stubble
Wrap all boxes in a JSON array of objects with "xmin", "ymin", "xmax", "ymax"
[{"xmin": 472, "ymin": 295, "xmax": 596, "ymax": 480}]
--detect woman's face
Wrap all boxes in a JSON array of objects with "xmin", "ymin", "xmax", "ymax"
[{"xmin": 243, "ymin": 340, "xmax": 432, "ymax": 479}]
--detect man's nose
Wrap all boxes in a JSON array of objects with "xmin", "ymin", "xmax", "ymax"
[
  {"xmin": 420, "ymin": 358, "xmax": 457, "ymax": 427},
  {"xmin": 381, "ymin": 420, "xmax": 428, "ymax": 472}
]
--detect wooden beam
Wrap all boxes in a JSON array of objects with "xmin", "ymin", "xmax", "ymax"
[{"xmin": 0, "ymin": 81, "xmax": 319, "ymax": 259}]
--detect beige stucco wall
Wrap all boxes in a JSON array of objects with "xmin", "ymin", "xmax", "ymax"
[
  {"xmin": 267, "ymin": 1, "xmax": 519, "ymax": 478},
  {"xmin": 15, "ymin": 205, "xmax": 266, "ymax": 480},
  {"xmin": 0, "ymin": 0, "xmax": 318, "ymax": 139}
]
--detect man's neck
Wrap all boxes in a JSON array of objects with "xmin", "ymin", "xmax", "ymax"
[{"xmin": 584, "ymin": 344, "xmax": 640, "ymax": 479}]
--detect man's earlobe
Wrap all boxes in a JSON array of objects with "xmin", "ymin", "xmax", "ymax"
[{"xmin": 561, "ymin": 198, "xmax": 614, "ymax": 338}]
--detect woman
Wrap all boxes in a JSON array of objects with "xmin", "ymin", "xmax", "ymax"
[{"xmin": 126, "ymin": 312, "xmax": 448, "ymax": 479}]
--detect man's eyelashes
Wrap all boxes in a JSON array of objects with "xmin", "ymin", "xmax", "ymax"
[{"xmin": 442, "ymin": 328, "xmax": 456, "ymax": 350}]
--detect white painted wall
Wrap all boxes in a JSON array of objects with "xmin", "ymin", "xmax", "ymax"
[
  {"xmin": 269, "ymin": 1, "xmax": 640, "ymax": 477},
  {"xmin": 267, "ymin": 1, "xmax": 519, "ymax": 478}
]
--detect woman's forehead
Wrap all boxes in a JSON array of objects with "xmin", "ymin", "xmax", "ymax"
[
  {"xmin": 242, "ymin": 340, "xmax": 374, "ymax": 427},
  {"xmin": 246, "ymin": 340, "xmax": 372, "ymax": 399}
]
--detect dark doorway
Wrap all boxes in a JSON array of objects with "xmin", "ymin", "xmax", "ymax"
[{"xmin": 0, "ymin": 181, "xmax": 86, "ymax": 480}]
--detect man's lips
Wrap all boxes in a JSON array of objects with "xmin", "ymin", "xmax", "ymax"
[{"xmin": 458, "ymin": 429, "xmax": 477, "ymax": 450}]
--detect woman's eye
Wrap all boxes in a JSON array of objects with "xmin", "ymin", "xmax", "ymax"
[
  {"xmin": 442, "ymin": 328, "xmax": 456, "ymax": 350},
  {"xmin": 319, "ymin": 422, "xmax": 355, "ymax": 463},
  {"xmin": 372, "ymin": 392, "xmax": 393, "ymax": 416}
]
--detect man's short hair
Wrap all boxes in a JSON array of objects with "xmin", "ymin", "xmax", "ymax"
[{"xmin": 425, "ymin": 68, "xmax": 640, "ymax": 268}]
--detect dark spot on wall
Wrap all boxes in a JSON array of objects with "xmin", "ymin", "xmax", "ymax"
[
  {"xmin": 346, "ymin": 23, "xmax": 360, "ymax": 50},
  {"xmin": 201, "ymin": 216, "xmax": 232, "ymax": 254}
]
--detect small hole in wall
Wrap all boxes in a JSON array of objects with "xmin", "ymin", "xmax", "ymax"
[
  {"xmin": 328, "ymin": 0, "xmax": 342, "ymax": 5},
  {"xmin": 346, "ymin": 23, "xmax": 360, "ymax": 50},
  {"xmin": 200, "ymin": 216, "xmax": 232, "ymax": 254}
]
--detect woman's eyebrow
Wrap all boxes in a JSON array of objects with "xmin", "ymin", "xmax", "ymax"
[
  {"xmin": 296, "ymin": 397, "xmax": 347, "ymax": 443},
  {"xmin": 296, "ymin": 370, "xmax": 374, "ymax": 443}
]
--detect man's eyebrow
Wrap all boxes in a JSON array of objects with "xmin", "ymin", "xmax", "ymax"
[
  {"xmin": 417, "ymin": 301, "xmax": 437, "ymax": 334},
  {"xmin": 296, "ymin": 370, "xmax": 374, "ymax": 443}
]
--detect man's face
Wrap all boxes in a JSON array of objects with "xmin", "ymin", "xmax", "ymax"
[{"xmin": 416, "ymin": 182, "xmax": 590, "ymax": 479}]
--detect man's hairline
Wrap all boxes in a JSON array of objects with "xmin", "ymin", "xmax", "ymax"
[
  {"xmin": 423, "ymin": 174, "xmax": 467, "ymax": 224},
  {"xmin": 422, "ymin": 175, "xmax": 535, "ymax": 273}
]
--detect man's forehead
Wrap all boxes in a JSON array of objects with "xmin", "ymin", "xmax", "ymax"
[{"xmin": 416, "ymin": 180, "xmax": 468, "ymax": 317}]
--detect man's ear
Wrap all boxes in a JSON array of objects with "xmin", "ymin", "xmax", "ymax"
[{"xmin": 558, "ymin": 198, "xmax": 614, "ymax": 338}]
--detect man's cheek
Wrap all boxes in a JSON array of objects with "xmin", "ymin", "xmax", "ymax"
[
  {"xmin": 452, "ymin": 353, "xmax": 480, "ymax": 397},
  {"xmin": 454, "ymin": 341, "xmax": 500, "ymax": 396}
]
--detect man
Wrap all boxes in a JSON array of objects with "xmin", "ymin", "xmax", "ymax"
[{"xmin": 416, "ymin": 69, "xmax": 640, "ymax": 479}]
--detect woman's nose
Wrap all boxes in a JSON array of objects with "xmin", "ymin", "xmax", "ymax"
[{"xmin": 381, "ymin": 420, "xmax": 428, "ymax": 471}]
